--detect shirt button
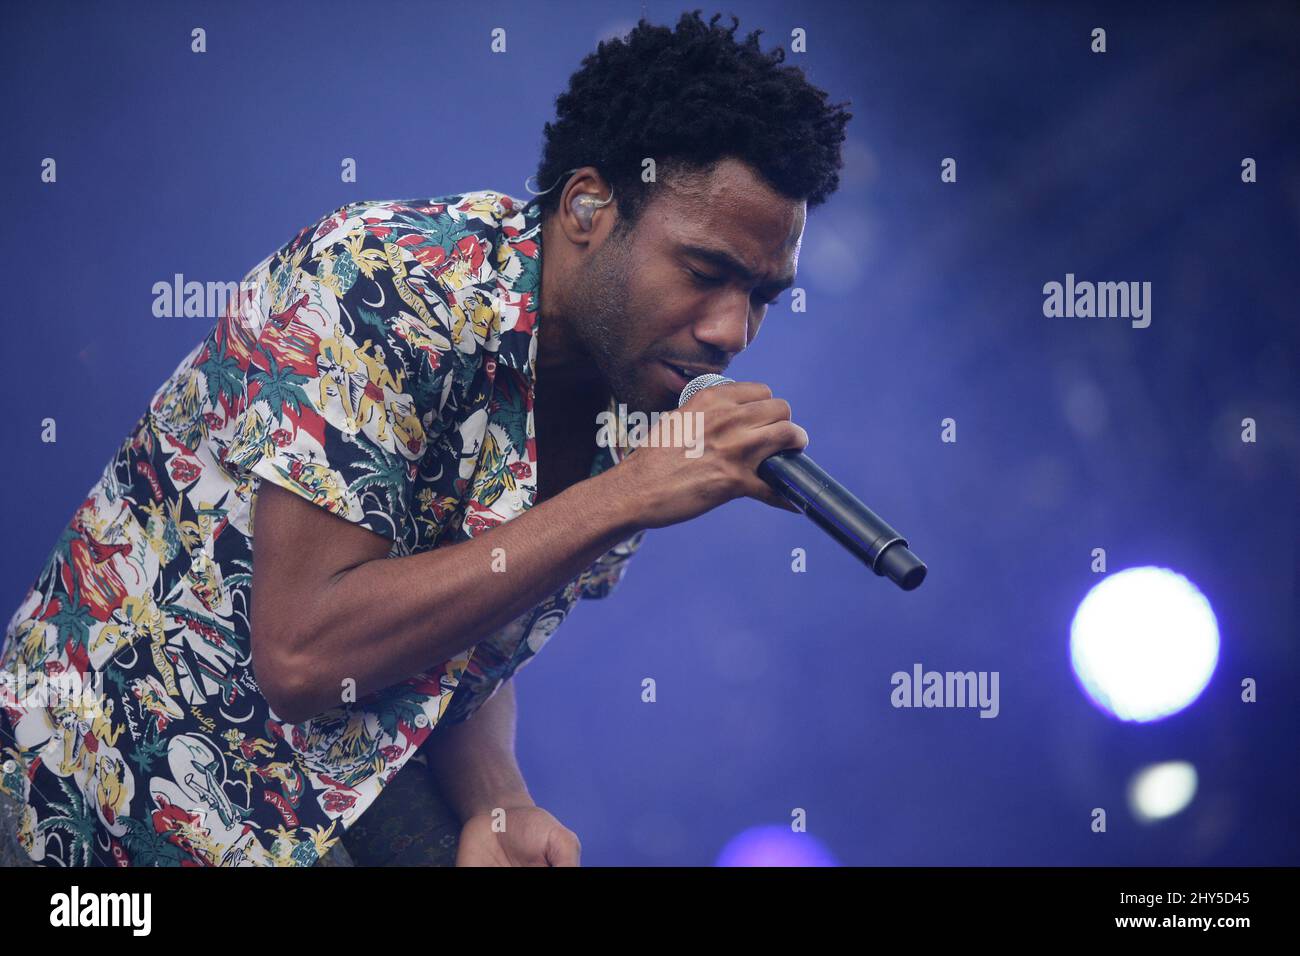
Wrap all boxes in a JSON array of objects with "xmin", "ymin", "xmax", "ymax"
[
  {"xmin": 414, "ymin": 713, "xmax": 429, "ymax": 728},
  {"xmin": 2, "ymin": 759, "xmax": 15, "ymax": 774}
]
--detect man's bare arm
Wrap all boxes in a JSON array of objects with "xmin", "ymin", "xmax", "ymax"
[
  {"xmin": 422, "ymin": 679, "xmax": 533, "ymax": 823},
  {"xmin": 250, "ymin": 466, "xmax": 641, "ymax": 723},
  {"xmin": 251, "ymin": 380, "xmax": 808, "ymax": 724}
]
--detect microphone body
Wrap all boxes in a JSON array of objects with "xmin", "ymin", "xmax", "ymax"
[{"xmin": 678, "ymin": 374, "xmax": 927, "ymax": 591}]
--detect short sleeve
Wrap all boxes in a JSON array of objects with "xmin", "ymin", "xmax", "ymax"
[
  {"xmin": 222, "ymin": 212, "xmax": 455, "ymax": 551},
  {"xmin": 578, "ymin": 530, "xmax": 647, "ymax": 600}
]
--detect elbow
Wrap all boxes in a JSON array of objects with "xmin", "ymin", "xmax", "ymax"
[{"xmin": 251, "ymin": 633, "xmax": 315, "ymax": 725}]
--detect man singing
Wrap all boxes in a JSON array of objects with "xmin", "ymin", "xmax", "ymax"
[{"xmin": 0, "ymin": 11, "xmax": 849, "ymax": 866}]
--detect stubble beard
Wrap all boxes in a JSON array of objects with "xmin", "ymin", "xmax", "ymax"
[{"xmin": 569, "ymin": 233, "xmax": 664, "ymax": 418}]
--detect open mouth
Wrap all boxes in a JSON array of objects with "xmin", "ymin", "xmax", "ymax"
[
  {"xmin": 661, "ymin": 360, "xmax": 714, "ymax": 382},
  {"xmin": 659, "ymin": 361, "xmax": 696, "ymax": 394},
  {"xmin": 656, "ymin": 360, "xmax": 724, "ymax": 402}
]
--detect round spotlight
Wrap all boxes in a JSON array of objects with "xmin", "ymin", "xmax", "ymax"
[
  {"xmin": 1128, "ymin": 761, "xmax": 1198, "ymax": 822},
  {"xmin": 1070, "ymin": 566, "xmax": 1219, "ymax": 722},
  {"xmin": 715, "ymin": 825, "xmax": 837, "ymax": 867}
]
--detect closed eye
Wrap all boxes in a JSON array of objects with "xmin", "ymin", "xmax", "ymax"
[
  {"xmin": 687, "ymin": 266, "xmax": 783, "ymax": 306},
  {"xmin": 686, "ymin": 267, "xmax": 724, "ymax": 287}
]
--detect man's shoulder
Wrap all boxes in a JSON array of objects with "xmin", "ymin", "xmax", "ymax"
[
  {"xmin": 284, "ymin": 190, "xmax": 540, "ymax": 360},
  {"xmin": 280, "ymin": 190, "xmax": 538, "ymax": 324},
  {"xmin": 300, "ymin": 190, "xmax": 530, "ymax": 256},
  {"xmin": 245, "ymin": 190, "xmax": 541, "ymax": 393}
]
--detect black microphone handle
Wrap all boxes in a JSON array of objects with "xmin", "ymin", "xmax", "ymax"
[{"xmin": 757, "ymin": 450, "xmax": 928, "ymax": 591}]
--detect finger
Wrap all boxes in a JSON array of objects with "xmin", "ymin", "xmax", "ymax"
[
  {"xmin": 742, "ymin": 421, "xmax": 809, "ymax": 465},
  {"xmin": 682, "ymin": 380, "xmax": 771, "ymax": 408},
  {"xmin": 545, "ymin": 829, "xmax": 582, "ymax": 867},
  {"xmin": 731, "ymin": 397, "xmax": 794, "ymax": 428},
  {"xmin": 750, "ymin": 483, "xmax": 803, "ymax": 514}
]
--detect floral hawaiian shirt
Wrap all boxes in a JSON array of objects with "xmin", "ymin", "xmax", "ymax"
[{"xmin": 0, "ymin": 190, "xmax": 645, "ymax": 867}]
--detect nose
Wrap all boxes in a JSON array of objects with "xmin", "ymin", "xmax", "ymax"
[{"xmin": 692, "ymin": 294, "xmax": 755, "ymax": 359}]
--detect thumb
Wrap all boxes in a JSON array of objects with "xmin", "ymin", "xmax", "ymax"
[
  {"xmin": 753, "ymin": 485, "xmax": 803, "ymax": 514},
  {"xmin": 544, "ymin": 827, "xmax": 582, "ymax": 867}
]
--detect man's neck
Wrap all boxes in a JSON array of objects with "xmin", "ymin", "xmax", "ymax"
[
  {"xmin": 535, "ymin": 214, "xmax": 607, "ymax": 407},
  {"xmin": 537, "ymin": 327, "xmax": 596, "ymax": 382},
  {"xmin": 536, "ymin": 313, "xmax": 603, "ymax": 398}
]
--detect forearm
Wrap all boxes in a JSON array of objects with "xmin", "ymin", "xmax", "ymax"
[
  {"xmin": 273, "ymin": 465, "xmax": 642, "ymax": 722},
  {"xmin": 422, "ymin": 679, "xmax": 533, "ymax": 823}
]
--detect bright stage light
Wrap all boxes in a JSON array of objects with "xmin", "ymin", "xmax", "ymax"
[
  {"xmin": 1128, "ymin": 761, "xmax": 1199, "ymax": 822},
  {"xmin": 1070, "ymin": 566, "xmax": 1219, "ymax": 722}
]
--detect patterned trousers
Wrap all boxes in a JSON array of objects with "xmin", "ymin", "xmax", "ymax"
[
  {"xmin": 0, "ymin": 784, "xmax": 35, "ymax": 868},
  {"xmin": 316, "ymin": 746, "xmax": 462, "ymax": 867},
  {"xmin": 0, "ymin": 747, "xmax": 461, "ymax": 868}
]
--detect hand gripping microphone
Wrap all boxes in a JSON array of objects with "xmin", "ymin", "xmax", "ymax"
[{"xmin": 679, "ymin": 374, "xmax": 927, "ymax": 591}]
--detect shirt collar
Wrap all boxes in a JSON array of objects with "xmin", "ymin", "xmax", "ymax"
[{"xmin": 493, "ymin": 194, "xmax": 630, "ymax": 493}]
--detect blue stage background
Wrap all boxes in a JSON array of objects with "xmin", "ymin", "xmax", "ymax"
[{"xmin": 2, "ymin": 0, "xmax": 1296, "ymax": 865}]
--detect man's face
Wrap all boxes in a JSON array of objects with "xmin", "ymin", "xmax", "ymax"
[{"xmin": 564, "ymin": 158, "xmax": 805, "ymax": 415}]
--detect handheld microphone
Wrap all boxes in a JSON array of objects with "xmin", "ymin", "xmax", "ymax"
[{"xmin": 678, "ymin": 374, "xmax": 927, "ymax": 591}]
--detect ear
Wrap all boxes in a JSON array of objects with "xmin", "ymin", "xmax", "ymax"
[
  {"xmin": 555, "ymin": 166, "xmax": 616, "ymax": 244},
  {"xmin": 571, "ymin": 194, "xmax": 597, "ymax": 231}
]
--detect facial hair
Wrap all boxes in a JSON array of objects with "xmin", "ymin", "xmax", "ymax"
[{"xmin": 565, "ymin": 230, "xmax": 666, "ymax": 417}]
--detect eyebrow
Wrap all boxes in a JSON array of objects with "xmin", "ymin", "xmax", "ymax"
[{"xmin": 679, "ymin": 243, "xmax": 795, "ymax": 293}]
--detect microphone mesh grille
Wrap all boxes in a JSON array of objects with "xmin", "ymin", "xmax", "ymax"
[{"xmin": 678, "ymin": 373, "xmax": 734, "ymax": 408}]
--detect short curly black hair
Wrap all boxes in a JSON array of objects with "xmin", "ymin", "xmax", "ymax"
[{"xmin": 530, "ymin": 10, "xmax": 852, "ymax": 230}]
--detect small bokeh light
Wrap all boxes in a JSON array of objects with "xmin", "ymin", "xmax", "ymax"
[
  {"xmin": 715, "ymin": 825, "xmax": 838, "ymax": 867},
  {"xmin": 1070, "ymin": 567, "xmax": 1219, "ymax": 722},
  {"xmin": 1128, "ymin": 761, "xmax": 1199, "ymax": 823}
]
